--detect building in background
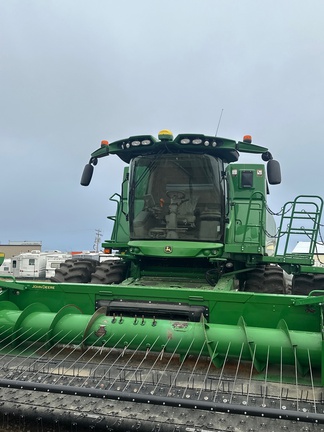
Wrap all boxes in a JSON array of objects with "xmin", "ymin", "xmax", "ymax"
[{"xmin": 0, "ymin": 241, "xmax": 42, "ymax": 258}]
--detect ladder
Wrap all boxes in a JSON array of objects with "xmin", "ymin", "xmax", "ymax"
[{"xmin": 274, "ymin": 195, "xmax": 323, "ymax": 263}]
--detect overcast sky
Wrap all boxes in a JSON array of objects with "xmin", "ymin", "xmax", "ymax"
[{"xmin": 1, "ymin": 1, "xmax": 324, "ymax": 252}]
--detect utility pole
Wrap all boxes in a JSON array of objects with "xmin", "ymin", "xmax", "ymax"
[{"xmin": 93, "ymin": 229, "xmax": 102, "ymax": 253}]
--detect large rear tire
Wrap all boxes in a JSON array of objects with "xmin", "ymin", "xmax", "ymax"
[
  {"xmin": 51, "ymin": 259, "xmax": 98, "ymax": 283},
  {"xmin": 90, "ymin": 260, "xmax": 128, "ymax": 284},
  {"xmin": 292, "ymin": 273, "xmax": 324, "ymax": 296},
  {"xmin": 243, "ymin": 265, "xmax": 287, "ymax": 294}
]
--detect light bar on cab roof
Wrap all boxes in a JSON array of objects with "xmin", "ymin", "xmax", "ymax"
[
  {"xmin": 120, "ymin": 136, "xmax": 155, "ymax": 150},
  {"xmin": 179, "ymin": 136, "xmax": 218, "ymax": 147}
]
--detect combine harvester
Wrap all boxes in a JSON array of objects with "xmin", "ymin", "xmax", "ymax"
[{"xmin": 0, "ymin": 130, "xmax": 324, "ymax": 431}]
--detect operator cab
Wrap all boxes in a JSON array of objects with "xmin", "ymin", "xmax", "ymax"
[{"xmin": 129, "ymin": 153, "xmax": 224, "ymax": 242}]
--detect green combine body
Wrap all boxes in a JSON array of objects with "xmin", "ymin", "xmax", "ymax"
[{"xmin": 1, "ymin": 130, "xmax": 324, "ymax": 431}]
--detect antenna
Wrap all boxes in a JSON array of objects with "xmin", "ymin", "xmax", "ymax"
[{"xmin": 215, "ymin": 108, "xmax": 224, "ymax": 137}]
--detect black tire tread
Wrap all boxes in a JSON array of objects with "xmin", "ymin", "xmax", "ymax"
[
  {"xmin": 90, "ymin": 260, "xmax": 127, "ymax": 285},
  {"xmin": 292, "ymin": 273, "xmax": 324, "ymax": 296},
  {"xmin": 243, "ymin": 265, "xmax": 286, "ymax": 294},
  {"xmin": 51, "ymin": 259, "xmax": 98, "ymax": 283}
]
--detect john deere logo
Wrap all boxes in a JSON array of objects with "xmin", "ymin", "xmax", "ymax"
[{"xmin": 164, "ymin": 245, "xmax": 173, "ymax": 254}]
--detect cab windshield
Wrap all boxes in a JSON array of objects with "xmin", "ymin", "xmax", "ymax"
[{"xmin": 129, "ymin": 153, "xmax": 224, "ymax": 242}]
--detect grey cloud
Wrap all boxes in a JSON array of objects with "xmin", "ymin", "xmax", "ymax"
[{"xmin": 1, "ymin": 0, "xmax": 324, "ymax": 250}]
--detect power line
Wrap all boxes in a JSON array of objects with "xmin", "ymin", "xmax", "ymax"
[{"xmin": 93, "ymin": 229, "xmax": 102, "ymax": 252}]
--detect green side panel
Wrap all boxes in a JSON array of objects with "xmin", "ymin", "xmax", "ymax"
[
  {"xmin": 0, "ymin": 253, "xmax": 4, "ymax": 267},
  {"xmin": 1, "ymin": 279, "xmax": 321, "ymax": 334},
  {"xmin": 227, "ymin": 200, "xmax": 264, "ymax": 253},
  {"xmin": 225, "ymin": 163, "xmax": 267, "ymax": 255}
]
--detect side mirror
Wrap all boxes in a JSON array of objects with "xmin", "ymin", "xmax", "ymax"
[
  {"xmin": 267, "ymin": 159, "xmax": 281, "ymax": 185},
  {"xmin": 80, "ymin": 164, "xmax": 94, "ymax": 186}
]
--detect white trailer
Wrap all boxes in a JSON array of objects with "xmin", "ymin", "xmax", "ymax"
[
  {"xmin": 72, "ymin": 251, "xmax": 119, "ymax": 263},
  {"xmin": 0, "ymin": 259, "xmax": 12, "ymax": 276},
  {"xmin": 12, "ymin": 250, "xmax": 46, "ymax": 279},
  {"xmin": 45, "ymin": 252, "xmax": 72, "ymax": 279}
]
